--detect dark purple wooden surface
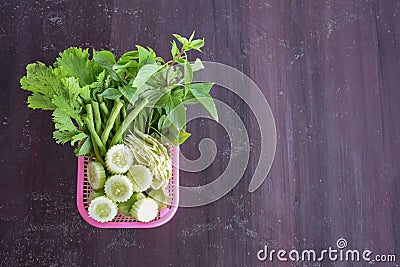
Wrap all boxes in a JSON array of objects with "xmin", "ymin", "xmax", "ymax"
[{"xmin": 1, "ymin": 1, "xmax": 400, "ymax": 266}]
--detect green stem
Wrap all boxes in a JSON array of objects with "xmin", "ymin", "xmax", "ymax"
[
  {"xmin": 134, "ymin": 128, "xmax": 154, "ymax": 146},
  {"xmin": 146, "ymin": 108, "xmax": 154, "ymax": 134},
  {"xmin": 113, "ymin": 112, "xmax": 120, "ymax": 133},
  {"xmin": 96, "ymin": 93, "xmax": 104, "ymax": 103},
  {"xmin": 101, "ymin": 100, "xmax": 124, "ymax": 146},
  {"xmin": 77, "ymin": 97, "xmax": 84, "ymax": 106},
  {"xmin": 84, "ymin": 115, "xmax": 106, "ymax": 155},
  {"xmin": 85, "ymin": 103, "xmax": 93, "ymax": 119},
  {"xmin": 166, "ymin": 47, "xmax": 185, "ymax": 86},
  {"xmin": 91, "ymin": 136, "xmax": 105, "ymax": 165},
  {"xmin": 121, "ymin": 106, "xmax": 127, "ymax": 120},
  {"xmin": 100, "ymin": 102, "xmax": 110, "ymax": 120},
  {"xmin": 92, "ymin": 101, "xmax": 102, "ymax": 135},
  {"xmin": 111, "ymin": 98, "xmax": 148, "ymax": 146}
]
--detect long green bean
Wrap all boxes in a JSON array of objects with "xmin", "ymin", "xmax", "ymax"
[
  {"xmin": 110, "ymin": 98, "xmax": 148, "ymax": 146},
  {"xmin": 101, "ymin": 100, "xmax": 124, "ymax": 146}
]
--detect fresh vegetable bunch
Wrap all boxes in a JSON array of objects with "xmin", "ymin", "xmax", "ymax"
[{"xmin": 20, "ymin": 33, "xmax": 218, "ymax": 223}]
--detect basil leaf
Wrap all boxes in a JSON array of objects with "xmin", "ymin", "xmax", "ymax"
[
  {"xmin": 189, "ymin": 83, "xmax": 218, "ymax": 121},
  {"xmin": 178, "ymin": 130, "xmax": 191, "ymax": 144},
  {"xmin": 171, "ymin": 40, "xmax": 179, "ymax": 57},
  {"xmin": 169, "ymin": 103, "xmax": 186, "ymax": 130},
  {"xmin": 184, "ymin": 61, "xmax": 193, "ymax": 95},
  {"xmin": 137, "ymin": 45, "xmax": 155, "ymax": 67},
  {"xmin": 100, "ymin": 88, "xmax": 123, "ymax": 99},
  {"xmin": 118, "ymin": 85, "xmax": 138, "ymax": 104},
  {"xmin": 75, "ymin": 137, "xmax": 93, "ymax": 156},
  {"xmin": 93, "ymin": 50, "xmax": 116, "ymax": 69},
  {"xmin": 132, "ymin": 64, "xmax": 163, "ymax": 89},
  {"xmin": 191, "ymin": 58, "xmax": 204, "ymax": 72}
]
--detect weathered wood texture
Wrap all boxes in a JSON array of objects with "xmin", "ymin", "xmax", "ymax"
[{"xmin": 1, "ymin": 0, "xmax": 399, "ymax": 266}]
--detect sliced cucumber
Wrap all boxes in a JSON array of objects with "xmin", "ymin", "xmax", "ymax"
[
  {"xmin": 118, "ymin": 192, "xmax": 146, "ymax": 217},
  {"xmin": 148, "ymin": 188, "xmax": 169, "ymax": 209},
  {"xmin": 88, "ymin": 189, "xmax": 105, "ymax": 203},
  {"xmin": 104, "ymin": 175, "xmax": 133, "ymax": 202},
  {"xmin": 127, "ymin": 165, "xmax": 153, "ymax": 192},
  {"xmin": 87, "ymin": 161, "xmax": 106, "ymax": 190},
  {"xmin": 150, "ymin": 173, "xmax": 164, "ymax": 190},
  {"xmin": 105, "ymin": 144, "xmax": 134, "ymax": 174},
  {"xmin": 130, "ymin": 198, "xmax": 159, "ymax": 223},
  {"xmin": 88, "ymin": 196, "xmax": 118, "ymax": 222}
]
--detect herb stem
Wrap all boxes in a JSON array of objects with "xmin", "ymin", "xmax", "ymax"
[{"xmin": 166, "ymin": 46, "xmax": 185, "ymax": 86}]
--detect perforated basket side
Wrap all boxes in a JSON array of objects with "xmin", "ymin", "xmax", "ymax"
[{"xmin": 77, "ymin": 146, "xmax": 179, "ymax": 228}]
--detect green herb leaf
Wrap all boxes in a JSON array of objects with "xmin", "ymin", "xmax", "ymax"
[
  {"xmin": 188, "ymin": 31, "xmax": 195, "ymax": 42},
  {"xmin": 75, "ymin": 137, "xmax": 93, "ymax": 155},
  {"xmin": 173, "ymin": 34, "xmax": 189, "ymax": 46},
  {"xmin": 71, "ymin": 132, "xmax": 88, "ymax": 145},
  {"xmin": 93, "ymin": 50, "xmax": 116, "ymax": 69},
  {"xmin": 119, "ymin": 85, "xmax": 138, "ymax": 104},
  {"xmin": 56, "ymin": 47, "xmax": 98, "ymax": 86},
  {"xmin": 132, "ymin": 64, "xmax": 163, "ymax": 89},
  {"xmin": 52, "ymin": 95, "xmax": 83, "ymax": 126},
  {"xmin": 168, "ymin": 103, "xmax": 186, "ymax": 130},
  {"xmin": 62, "ymin": 77, "xmax": 81, "ymax": 103},
  {"xmin": 52, "ymin": 107, "xmax": 87, "ymax": 145},
  {"xmin": 53, "ymin": 130, "xmax": 79, "ymax": 144},
  {"xmin": 100, "ymin": 88, "xmax": 123, "ymax": 99},
  {"xmin": 52, "ymin": 109, "xmax": 77, "ymax": 133},
  {"xmin": 189, "ymin": 83, "xmax": 218, "ymax": 121},
  {"xmin": 27, "ymin": 94, "xmax": 56, "ymax": 110},
  {"xmin": 191, "ymin": 58, "xmax": 204, "ymax": 72},
  {"xmin": 80, "ymin": 85, "xmax": 91, "ymax": 102},
  {"xmin": 190, "ymin": 39, "xmax": 205, "ymax": 52},
  {"xmin": 20, "ymin": 62, "xmax": 64, "ymax": 110},
  {"xmin": 137, "ymin": 45, "xmax": 155, "ymax": 67},
  {"xmin": 183, "ymin": 61, "xmax": 193, "ymax": 94},
  {"xmin": 171, "ymin": 40, "xmax": 179, "ymax": 57},
  {"xmin": 178, "ymin": 130, "xmax": 191, "ymax": 144}
]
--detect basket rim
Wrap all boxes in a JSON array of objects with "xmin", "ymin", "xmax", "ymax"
[{"xmin": 76, "ymin": 146, "xmax": 179, "ymax": 228}]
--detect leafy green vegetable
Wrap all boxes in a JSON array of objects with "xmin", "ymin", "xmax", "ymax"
[
  {"xmin": 20, "ymin": 32, "xmax": 218, "ymax": 157},
  {"xmin": 93, "ymin": 50, "xmax": 116, "ymax": 69},
  {"xmin": 187, "ymin": 82, "xmax": 218, "ymax": 121},
  {"xmin": 20, "ymin": 62, "xmax": 62, "ymax": 110},
  {"xmin": 132, "ymin": 64, "xmax": 163, "ymax": 89},
  {"xmin": 56, "ymin": 47, "xmax": 99, "ymax": 86},
  {"xmin": 20, "ymin": 33, "xmax": 222, "ymax": 224},
  {"xmin": 100, "ymin": 88, "xmax": 123, "ymax": 100}
]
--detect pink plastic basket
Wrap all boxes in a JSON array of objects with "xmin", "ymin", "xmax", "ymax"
[{"xmin": 76, "ymin": 146, "xmax": 179, "ymax": 228}]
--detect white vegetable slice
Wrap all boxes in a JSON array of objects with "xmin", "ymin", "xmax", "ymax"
[
  {"xmin": 118, "ymin": 192, "xmax": 146, "ymax": 217},
  {"xmin": 127, "ymin": 165, "xmax": 153, "ymax": 192},
  {"xmin": 105, "ymin": 144, "xmax": 134, "ymax": 174},
  {"xmin": 130, "ymin": 198, "xmax": 159, "ymax": 222},
  {"xmin": 88, "ymin": 196, "xmax": 118, "ymax": 223},
  {"xmin": 104, "ymin": 175, "xmax": 133, "ymax": 202},
  {"xmin": 87, "ymin": 161, "xmax": 106, "ymax": 190},
  {"xmin": 150, "ymin": 176, "xmax": 164, "ymax": 190}
]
